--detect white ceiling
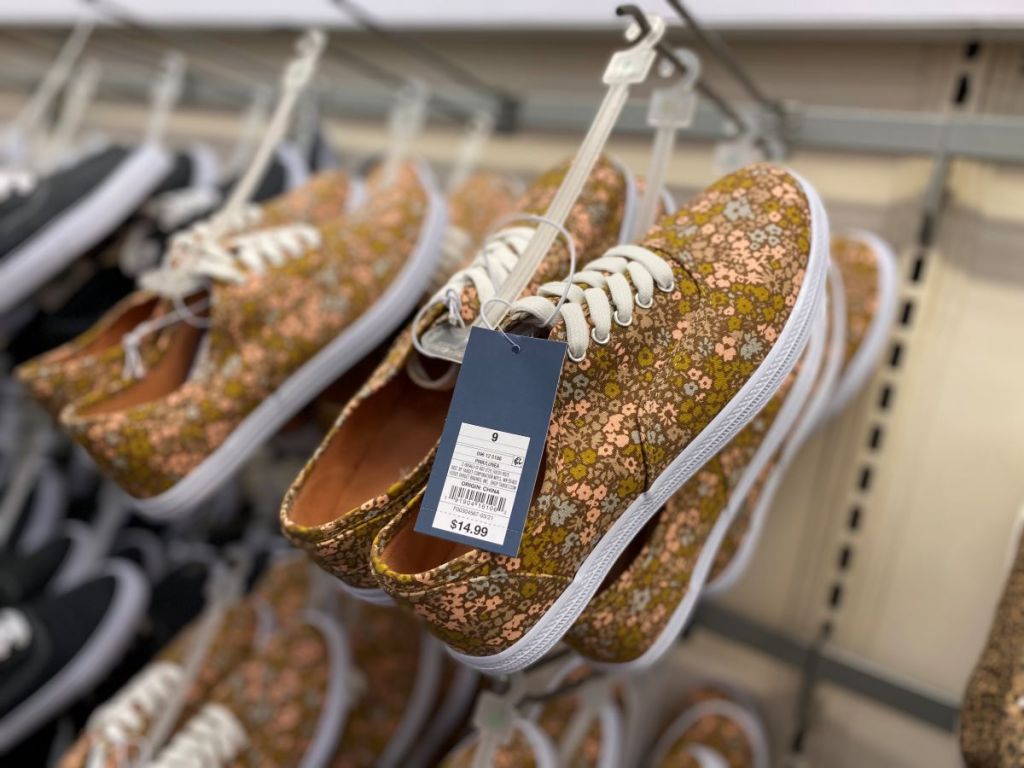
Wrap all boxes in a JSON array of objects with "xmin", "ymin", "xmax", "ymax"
[{"xmin": 0, "ymin": 0, "xmax": 1022, "ymax": 29}]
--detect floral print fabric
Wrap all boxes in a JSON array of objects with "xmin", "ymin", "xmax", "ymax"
[
  {"xmin": 281, "ymin": 156, "xmax": 631, "ymax": 590},
  {"xmin": 371, "ymin": 163, "xmax": 814, "ymax": 658},
  {"xmin": 16, "ymin": 170, "xmax": 352, "ymax": 419},
  {"xmin": 62, "ymin": 163, "xmax": 429, "ymax": 499},
  {"xmin": 657, "ymin": 688, "xmax": 755, "ymax": 768}
]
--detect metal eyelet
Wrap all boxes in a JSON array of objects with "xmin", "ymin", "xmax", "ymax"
[
  {"xmin": 658, "ymin": 280, "xmax": 675, "ymax": 293},
  {"xmin": 568, "ymin": 348, "xmax": 586, "ymax": 363},
  {"xmin": 613, "ymin": 310, "xmax": 632, "ymax": 327},
  {"xmin": 591, "ymin": 328, "xmax": 611, "ymax": 345},
  {"xmin": 635, "ymin": 294, "xmax": 654, "ymax": 309}
]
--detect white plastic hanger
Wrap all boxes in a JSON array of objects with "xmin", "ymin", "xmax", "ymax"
[
  {"xmin": 225, "ymin": 86, "xmax": 274, "ymax": 179},
  {"xmin": 145, "ymin": 52, "xmax": 187, "ymax": 146},
  {"xmin": 479, "ymin": 13, "xmax": 666, "ymax": 333},
  {"xmin": 446, "ymin": 108, "xmax": 496, "ymax": 195},
  {"xmin": 3, "ymin": 21, "xmax": 94, "ymax": 168},
  {"xmin": 380, "ymin": 78, "xmax": 430, "ymax": 189},
  {"xmin": 39, "ymin": 58, "xmax": 102, "ymax": 173},
  {"xmin": 631, "ymin": 48, "xmax": 700, "ymax": 241},
  {"xmin": 217, "ymin": 29, "xmax": 326, "ymax": 225}
]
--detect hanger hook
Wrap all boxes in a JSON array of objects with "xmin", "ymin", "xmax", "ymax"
[{"xmin": 615, "ymin": 4, "xmax": 655, "ymax": 47}]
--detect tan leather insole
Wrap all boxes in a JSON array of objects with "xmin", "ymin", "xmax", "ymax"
[
  {"xmin": 292, "ymin": 372, "xmax": 451, "ymax": 527},
  {"xmin": 79, "ymin": 321, "xmax": 206, "ymax": 416}
]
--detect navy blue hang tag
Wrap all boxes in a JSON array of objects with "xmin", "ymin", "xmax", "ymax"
[{"xmin": 416, "ymin": 326, "xmax": 566, "ymax": 557}]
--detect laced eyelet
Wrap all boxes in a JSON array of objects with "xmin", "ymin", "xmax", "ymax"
[
  {"xmin": 635, "ymin": 294, "xmax": 654, "ymax": 309},
  {"xmin": 657, "ymin": 280, "xmax": 675, "ymax": 293},
  {"xmin": 591, "ymin": 328, "xmax": 610, "ymax": 345},
  {"xmin": 613, "ymin": 310, "xmax": 632, "ymax": 327},
  {"xmin": 568, "ymin": 348, "xmax": 586, "ymax": 363}
]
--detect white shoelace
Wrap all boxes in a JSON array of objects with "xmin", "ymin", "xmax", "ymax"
[
  {"xmin": 0, "ymin": 609, "xmax": 31, "ymax": 662},
  {"xmin": 145, "ymin": 186, "xmax": 224, "ymax": 231},
  {"xmin": 0, "ymin": 169, "xmax": 36, "ymax": 202},
  {"xmin": 84, "ymin": 662, "xmax": 184, "ymax": 768},
  {"xmin": 124, "ymin": 221, "xmax": 320, "ymax": 378},
  {"xmin": 150, "ymin": 703, "xmax": 248, "ymax": 768},
  {"xmin": 509, "ymin": 244, "xmax": 675, "ymax": 362}
]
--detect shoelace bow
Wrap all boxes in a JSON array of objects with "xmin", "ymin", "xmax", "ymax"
[
  {"xmin": 510, "ymin": 244, "xmax": 675, "ymax": 361},
  {"xmin": 149, "ymin": 703, "xmax": 248, "ymax": 768},
  {"xmin": 0, "ymin": 609, "xmax": 31, "ymax": 662},
  {"xmin": 84, "ymin": 662, "xmax": 184, "ymax": 768}
]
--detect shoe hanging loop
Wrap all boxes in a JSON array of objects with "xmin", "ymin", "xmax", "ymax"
[
  {"xmin": 218, "ymin": 28, "xmax": 326, "ymax": 223},
  {"xmin": 480, "ymin": 8, "xmax": 665, "ymax": 332},
  {"xmin": 633, "ymin": 47, "xmax": 701, "ymax": 239},
  {"xmin": 446, "ymin": 108, "xmax": 496, "ymax": 194},
  {"xmin": 144, "ymin": 52, "xmax": 186, "ymax": 146},
  {"xmin": 381, "ymin": 79, "xmax": 430, "ymax": 189}
]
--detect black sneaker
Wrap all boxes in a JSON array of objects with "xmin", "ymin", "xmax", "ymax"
[
  {"xmin": 0, "ymin": 521, "xmax": 94, "ymax": 606},
  {"xmin": 0, "ymin": 143, "xmax": 172, "ymax": 314},
  {"xmin": 0, "ymin": 560, "xmax": 149, "ymax": 753}
]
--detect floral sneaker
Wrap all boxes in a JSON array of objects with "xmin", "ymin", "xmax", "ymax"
[
  {"xmin": 150, "ymin": 613, "xmax": 352, "ymax": 768},
  {"xmin": 648, "ymin": 685, "xmax": 769, "ymax": 768},
  {"xmin": 562, "ymin": 291, "xmax": 829, "ymax": 667},
  {"xmin": 280, "ymin": 156, "xmax": 635, "ymax": 603},
  {"xmin": 15, "ymin": 167, "xmax": 355, "ymax": 419},
  {"xmin": 58, "ymin": 597, "xmax": 262, "ymax": 768},
  {"xmin": 62, "ymin": 162, "xmax": 447, "ymax": 518},
  {"xmin": 371, "ymin": 163, "xmax": 830, "ymax": 674},
  {"xmin": 440, "ymin": 661, "xmax": 623, "ymax": 768},
  {"xmin": 704, "ymin": 229, "xmax": 898, "ymax": 596}
]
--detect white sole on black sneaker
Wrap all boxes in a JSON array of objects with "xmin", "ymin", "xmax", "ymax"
[
  {"xmin": 0, "ymin": 559, "xmax": 150, "ymax": 752},
  {"xmin": 448, "ymin": 171, "xmax": 831, "ymax": 675},
  {"xmin": 0, "ymin": 143, "xmax": 172, "ymax": 314},
  {"xmin": 132, "ymin": 161, "xmax": 448, "ymax": 520}
]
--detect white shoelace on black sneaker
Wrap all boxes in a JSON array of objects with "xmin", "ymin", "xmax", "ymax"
[{"xmin": 0, "ymin": 609, "xmax": 31, "ymax": 662}]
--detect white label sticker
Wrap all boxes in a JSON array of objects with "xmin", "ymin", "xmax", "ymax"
[{"xmin": 431, "ymin": 422, "xmax": 530, "ymax": 546}]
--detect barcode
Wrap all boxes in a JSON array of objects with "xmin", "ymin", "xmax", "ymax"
[{"xmin": 447, "ymin": 485, "xmax": 506, "ymax": 512}]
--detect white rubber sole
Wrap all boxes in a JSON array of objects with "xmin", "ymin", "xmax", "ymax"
[
  {"xmin": 336, "ymin": 579, "xmax": 393, "ymax": 606},
  {"xmin": 648, "ymin": 694, "xmax": 770, "ymax": 768},
  {"xmin": 132, "ymin": 161, "xmax": 449, "ymax": 520},
  {"xmin": 300, "ymin": 610, "xmax": 357, "ymax": 768},
  {"xmin": 602, "ymin": 299, "xmax": 828, "ymax": 671},
  {"xmin": 404, "ymin": 662, "xmax": 479, "ymax": 768},
  {"xmin": 15, "ymin": 459, "xmax": 67, "ymax": 553},
  {"xmin": 0, "ymin": 560, "xmax": 150, "ymax": 753},
  {"xmin": 826, "ymin": 228, "xmax": 899, "ymax": 418},
  {"xmin": 377, "ymin": 631, "xmax": 444, "ymax": 768},
  {"xmin": 448, "ymin": 171, "xmax": 831, "ymax": 675},
  {"xmin": 704, "ymin": 259, "xmax": 849, "ymax": 598},
  {"xmin": 0, "ymin": 143, "xmax": 172, "ymax": 314}
]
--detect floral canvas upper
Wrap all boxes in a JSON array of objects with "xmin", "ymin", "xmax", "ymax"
[
  {"xmin": 16, "ymin": 169, "xmax": 353, "ymax": 419},
  {"xmin": 61, "ymin": 163, "xmax": 431, "ymax": 499},
  {"xmin": 830, "ymin": 233, "xmax": 881, "ymax": 365},
  {"xmin": 371, "ymin": 163, "xmax": 816, "ymax": 660},
  {"xmin": 281, "ymin": 156, "xmax": 631, "ymax": 590},
  {"xmin": 654, "ymin": 687, "xmax": 757, "ymax": 768}
]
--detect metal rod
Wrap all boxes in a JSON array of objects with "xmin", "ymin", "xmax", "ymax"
[{"xmin": 663, "ymin": 0, "xmax": 784, "ymax": 120}]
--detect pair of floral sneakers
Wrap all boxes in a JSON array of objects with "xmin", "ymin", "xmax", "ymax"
[
  {"xmin": 15, "ymin": 161, "xmax": 520, "ymax": 518},
  {"xmin": 59, "ymin": 555, "xmax": 481, "ymax": 768},
  {"xmin": 277, "ymin": 159, "xmax": 897, "ymax": 675},
  {"xmin": 442, "ymin": 658, "xmax": 770, "ymax": 768}
]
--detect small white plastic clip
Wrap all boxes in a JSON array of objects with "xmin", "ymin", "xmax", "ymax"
[
  {"xmin": 40, "ymin": 58, "xmax": 102, "ymax": 172},
  {"xmin": 381, "ymin": 79, "xmax": 430, "ymax": 189},
  {"xmin": 632, "ymin": 48, "xmax": 701, "ymax": 240},
  {"xmin": 447, "ymin": 108, "xmax": 495, "ymax": 194},
  {"xmin": 470, "ymin": 676, "xmax": 527, "ymax": 768},
  {"xmin": 145, "ymin": 53, "xmax": 187, "ymax": 145}
]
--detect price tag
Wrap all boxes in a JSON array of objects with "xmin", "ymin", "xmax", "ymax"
[{"xmin": 416, "ymin": 327, "xmax": 566, "ymax": 556}]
